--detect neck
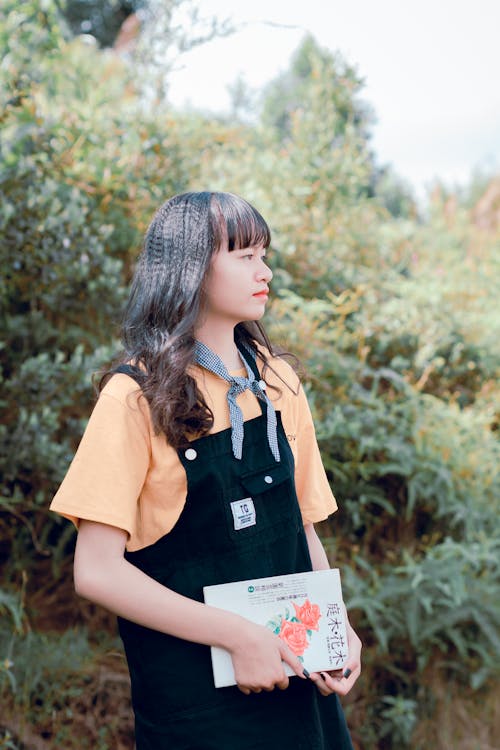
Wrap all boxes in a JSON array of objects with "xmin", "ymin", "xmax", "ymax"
[{"xmin": 194, "ymin": 319, "xmax": 243, "ymax": 371}]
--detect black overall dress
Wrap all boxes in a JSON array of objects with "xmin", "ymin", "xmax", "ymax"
[{"xmin": 116, "ymin": 355, "xmax": 353, "ymax": 750}]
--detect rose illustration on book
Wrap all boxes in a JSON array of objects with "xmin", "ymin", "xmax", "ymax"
[
  {"xmin": 293, "ymin": 599, "xmax": 321, "ymax": 631},
  {"xmin": 266, "ymin": 598, "xmax": 322, "ymax": 660},
  {"xmin": 279, "ymin": 620, "xmax": 308, "ymax": 656}
]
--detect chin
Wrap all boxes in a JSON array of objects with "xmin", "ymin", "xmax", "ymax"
[{"xmin": 245, "ymin": 312, "xmax": 265, "ymax": 322}]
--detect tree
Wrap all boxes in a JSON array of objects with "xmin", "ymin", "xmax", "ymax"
[{"xmin": 261, "ymin": 34, "xmax": 373, "ymax": 145}]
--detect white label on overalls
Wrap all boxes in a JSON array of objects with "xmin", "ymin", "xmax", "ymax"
[{"xmin": 230, "ymin": 497, "xmax": 256, "ymax": 530}]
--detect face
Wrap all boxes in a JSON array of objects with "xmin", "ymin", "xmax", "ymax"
[{"xmin": 201, "ymin": 244, "xmax": 273, "ymax": 327}]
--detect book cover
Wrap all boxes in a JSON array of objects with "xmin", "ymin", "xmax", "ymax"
[{"xmin": 203, "ymin": 569, "xmax": 348, "ymax": 688}]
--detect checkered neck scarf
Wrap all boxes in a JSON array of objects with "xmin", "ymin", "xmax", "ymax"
[{"xmin": 194, "ymin": 340, "xmax": 280, "ymax": 462}]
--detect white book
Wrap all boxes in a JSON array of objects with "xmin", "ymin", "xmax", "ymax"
[{"xmin": 203, "ymin": 569, "xmax": 348, "ymax": 688}]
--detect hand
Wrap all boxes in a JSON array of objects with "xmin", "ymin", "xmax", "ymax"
[
  {"xmin": 228, "ymin": 621, "xmax": 307, "ymax": 695},
  {"xmin": 309, "ymin": 618, "xmax": 362, "ymax": 697}
]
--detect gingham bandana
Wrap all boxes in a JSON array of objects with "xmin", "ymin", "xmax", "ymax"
[{"xmin": 194, "ymin": 340, "xmax": 280, "ymax": 462}]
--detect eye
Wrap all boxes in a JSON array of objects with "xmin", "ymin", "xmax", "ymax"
[{"xmin": 239, "ymin": 248, "xmax": 267, "ymax": 261}]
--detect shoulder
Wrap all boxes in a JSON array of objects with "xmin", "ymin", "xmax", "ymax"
[
  {"xmin": 100, "ymin": 371, "xmax": 143, "ymax": 403},
  {"xmin": 96, "ymin": 372, "xmax": 152, "ymax": 432}
]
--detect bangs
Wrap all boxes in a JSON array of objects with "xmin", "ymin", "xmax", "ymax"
[{"xmin": 211, "ymin": 193, "xmax": 271, "ymax": 251}]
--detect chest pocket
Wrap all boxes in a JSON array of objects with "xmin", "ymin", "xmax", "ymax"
[
  {"xmin": 240, "ymin": 461, "xmax": 290, "ymax": 495},
  {"xmin": 223, "ymin": 460, "xmax": 301, "ymax": 544}
]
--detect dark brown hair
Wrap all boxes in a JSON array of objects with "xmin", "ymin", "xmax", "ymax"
[{"xmin": 101, "ymin": 191, "xmax": 289, "ymax": 448}]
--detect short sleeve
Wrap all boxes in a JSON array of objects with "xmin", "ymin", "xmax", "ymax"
[
  {"xmin": 50, "ymin": 379, "xmax": 151, "ymax": 537},
  {"xmin": 292, "ymin": 384, "xmax": 337, "ymax": 524}
]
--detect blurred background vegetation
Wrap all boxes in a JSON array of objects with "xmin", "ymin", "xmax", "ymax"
[{"xmin": 1, "ymin": 1, "xmax": 499, "ymax": 748}]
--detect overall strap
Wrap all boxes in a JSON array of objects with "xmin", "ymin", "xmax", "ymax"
[{"xmin": 113, "ymin": 364, "xmax": 144, "ymax": 384}]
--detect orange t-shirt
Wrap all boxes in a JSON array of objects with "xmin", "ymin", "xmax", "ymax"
[{"xmin": 50, "ymin": 354, "xmax": 337, "ymax": 551}]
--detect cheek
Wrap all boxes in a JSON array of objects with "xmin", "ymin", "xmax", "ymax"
[
  {"xmin": 212, "ymin": 263, "xmax": 242, "ymax": 292},
  {"xmin": 203, "ymin": 267, "xmax": 240, "ymax": 311}
]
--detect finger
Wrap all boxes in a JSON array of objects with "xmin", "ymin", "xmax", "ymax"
[
  {"xmin": 328, "ymin": 668, "xmax": 343, "ymax": 678},
  {"xmin": 278, "ymin": 642, "xmax": 308, "ymax": 679},
  {"xmin": 309, "ymin": 670, "xmax": 351, "ymax": 697},
  {"xmin": 319, "ymin": 670, "xmax": 358, "ymax": 697},
  {"xmin": 340, "ymin": 659, "xmax": 361, "ymax": 684},
  {"xmin": 274, "ymin": 672, "xmax": 289, "ymax": 691},
  {"xmin": 308, "ymin": 672, "xmax": 332, "ymax": 696}
]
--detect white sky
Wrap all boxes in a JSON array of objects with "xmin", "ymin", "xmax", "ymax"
[{"xmin": 167, "ymin": 0, "xmax": 500, "ymax": 197}]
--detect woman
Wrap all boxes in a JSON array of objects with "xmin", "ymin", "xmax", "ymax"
[{"xmin": 51, "ymin": 191, "xmax": 361, "ymax": 749}]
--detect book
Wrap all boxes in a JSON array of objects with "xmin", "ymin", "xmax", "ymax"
[{"xmin": 203, "ymin": 568, "xmax": 348, "ymax": 688}]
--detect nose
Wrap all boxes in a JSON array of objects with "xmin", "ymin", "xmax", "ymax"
[{"xmin": 257, "ymin": 257, "xmax": 273, "ymax": 282}]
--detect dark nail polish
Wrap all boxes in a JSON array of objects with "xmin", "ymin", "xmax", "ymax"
[
  {"xmin": 343, "ymin": 668, "xmax": 352, "ymax": 679},
  {"xmin": 302, "ymin": 668, "xmax": 310, "ymax": 679},
  {"xmin": 320, "ymin": 672, "xmax": 327, "ymax": 681}
]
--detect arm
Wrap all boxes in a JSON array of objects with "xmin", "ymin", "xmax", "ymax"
[
  {"xmin": 74, "ymin": 519, "xmax": 307, "ymax": 694},
  {"xmin": 304, "ymin": 523, "xmax": 362, "ymax": 697}
]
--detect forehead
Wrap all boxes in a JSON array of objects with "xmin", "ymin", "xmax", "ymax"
[{"xmin": 214, "ymin": 202, "xmax": 271, "ymax": 251}]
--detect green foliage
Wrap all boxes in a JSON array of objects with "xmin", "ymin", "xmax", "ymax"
[
  {"xmin": 372, "ymin": 166, "xmax": 418, "ymax": 218},
  {"xmin": 0, "ymin": 0, "xmax": 66, "ymax": 110},
  {"xmin": 0, "ymin": 587, "xmax": 25, "ymax": 636},
  {"xmin": 0, "ymin": 621, "xmax": 132, "ymax": 748},
  {"xmin": 1, "ymin": 6, "xmax": 499, "ymax": 749},
  {"xmin": 261, "ymin": 34, "xmax": 373, "ymax": 145},
  {"xmin": 0, "ymin": 1, "xmax": 198, "ymax": 549},
  {"xmin": 0, "ymin": 730, "xmax": 19, "ymax": 750}
]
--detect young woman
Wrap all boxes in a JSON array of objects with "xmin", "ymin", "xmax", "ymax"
[{"xmin": 51, "ymin": 192, "xmax": 361, "ymax": 749}]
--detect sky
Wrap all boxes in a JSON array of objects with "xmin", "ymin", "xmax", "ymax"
[{"xmin": 166, "ymin": 0, "xmax": 500, "ymax": 198}]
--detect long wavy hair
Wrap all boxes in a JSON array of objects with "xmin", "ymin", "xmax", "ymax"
[{"xmin": 101, "ymin": 191, "xmax": 289, "ymax": 449}]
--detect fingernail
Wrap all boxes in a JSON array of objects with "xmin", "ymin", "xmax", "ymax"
[
  {"xmin": 343, "ymin": 668, "xmax": 352, "ymax": 679},
  {"xmin": 302, "ymin": 668, "xmax": 310, "ymax": 679},
  {"xmin": 320, "ymin": 672, "xmax": 327, "ymax": 682}
]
